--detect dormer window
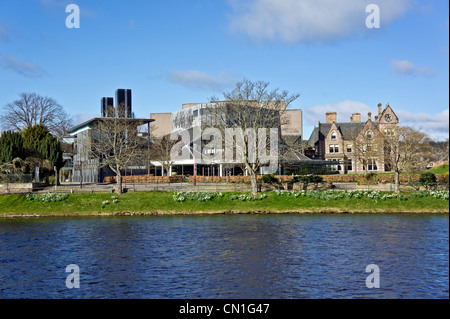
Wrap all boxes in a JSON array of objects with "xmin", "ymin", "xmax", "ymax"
[{"xmin": 331, "ymin": 131, "xmax": 337, "ymax": 141}]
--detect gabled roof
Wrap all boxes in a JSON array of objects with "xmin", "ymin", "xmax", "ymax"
[
  {"xmin": 308, "ymin": 121, "xmax": 379, "ymax": 146},
  {"xmin": 380, "ymin": 104, "xmax": 399, "ymax": 123}
]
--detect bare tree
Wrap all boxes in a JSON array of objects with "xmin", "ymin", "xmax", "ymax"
[
  {"xmin": 150, "ymin": 135, "xmax": 181, "ymax": 176},
  {"xmin": 90, "ymin": 116, "xmax": 146, "ymax": 195},
  {"xmin": 429, "ymin": 139, "xmax": 449, "ymax": 164},
  {"xmin": 207, "ymin": 79, "xmax": 300, "ymax": 194},
  {"xmin": 1, "ymin": 93, "xmax": 72, "ymax": 138},
  {"xmin": 343, "ymin": 122, "xmax": 384, "ymax": 177},
  {"xmin": 383, "ymin": 126, "xmax": 433, "ymax": 192},
  {"xmin": 398, "ymin": 127, "xmax": 433, "ymax": 174}
]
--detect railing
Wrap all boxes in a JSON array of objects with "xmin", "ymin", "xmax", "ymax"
[
  {"xmin": 405, "ymin": 183, "xmax": 449, "ymax": 191},
  {"xmin": 0, "ymin": 174, "xmax": 33, "ymax": 183},
  {"xmin": 2, "ymin": 176, "xmax": 449, "ymax": 195}
]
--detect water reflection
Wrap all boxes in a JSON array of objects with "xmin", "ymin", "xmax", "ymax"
[{"xmin": 0, "ymin": 214, "xmax": 448, "ymax": 299}]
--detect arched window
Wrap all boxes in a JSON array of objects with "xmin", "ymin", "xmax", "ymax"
[
  {"xmin": 331, "ymin": 131, "xmax": 337, "ymax": 141},
  {"xmin": 366, "ymin": 130, "xmax": 373, "ymax": 140}
]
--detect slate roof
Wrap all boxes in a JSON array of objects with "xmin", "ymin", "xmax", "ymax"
[{"xmin": 307, "ymin": 121, "xmax": 379, "ymax": 147}]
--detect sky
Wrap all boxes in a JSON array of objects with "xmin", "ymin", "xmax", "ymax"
[{"xmin": 0, "ymin": 0, "xmax": 448, "ymax": 140}]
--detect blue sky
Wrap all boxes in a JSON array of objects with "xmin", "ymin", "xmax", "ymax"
[{"xmin": 0, "ymin": 0, "xmax": 448, "ymax": 140}]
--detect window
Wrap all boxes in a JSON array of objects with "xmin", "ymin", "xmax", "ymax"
[
  {"xmin": 346, "ymin": 145, "xmax": 352, "ymax": 153},
  {"xmin": 329, "ymin": 159, "xmax": 341, "ymax": 171},
  {"xmin": 205, "ymin": 147, "xmax": 215, "ymax": 155},
  {"xmin": 366, "ymin": 130, "xmax": 373, "ymax": 140},
  {"xmin": 329, "ymin": 144, "xmax": 339, "ymax": 153},
  {"xmin": 384, "ymin": 129, "xmax": 395, "ymax": 136},
  {"xmin": 331, "ymin": 131, "xmax": 337, "ymax": 141},
  {"xmin": 366, "ymin": 159, "xmax": 378, "ymax": 171},
  {"xmin": 363, "ymin": 144, "xmax": 373, "ymax": 153},
  {"xmin": 193, "ymin": 110, "xmax": 199, "ymax": 117},
  {"xmin": 347, "ymin": 160, "xmax": 353, "ymax": 172}
]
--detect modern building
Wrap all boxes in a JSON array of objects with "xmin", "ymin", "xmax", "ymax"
[
  {"xmin": 306, "ymin": 103, "xmax": 399, "ymax": 174},
  {"xmin": 66, "ymin": 89, "xmax": 353, "ymax": 183},
  {"xmin": 64, "ymin": 89, "xmax": 153, "ymax": 183},
  {"xmin": 101, "ymin": 97, "xmax": 114, "ymax": 118},
  {"xmin": 115, "ymin": 89, "xmax": 132, "ymax": 118},
  {"xmin": 149, "ymin": 101, "xmax": 327, "ymax": 177}
]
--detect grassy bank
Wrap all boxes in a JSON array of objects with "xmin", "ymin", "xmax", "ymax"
[
  {"xmin": 0, "ymin": 190, "xmax": 448, "ymax": 218},
  {"xmin": 427, "ymin": 164, "xmax": 449, "ymax": 175}
]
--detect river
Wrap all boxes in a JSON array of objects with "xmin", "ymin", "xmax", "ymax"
[{"xmin": 0, "ymin": 214, "xmax": 448, "ymax": 299}]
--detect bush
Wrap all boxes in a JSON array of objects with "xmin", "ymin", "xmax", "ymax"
[
  {"xmin": 365, "ymin": 172, "xmax": 378, "ymax": 182},
  {"xmin": 173, "ymin": 191, "xmax": 223, "ymax": 202},
  {"xmin": 444, "ymin": 172, "xmax": 449, "ymax": 184},
  {"xmin": 231, "ymin": 193, "xmax": 267, "ymax": 201},
  {"xmin": 419, "ymin": 172, "xmax": 437, "ymax": 185},
  {"xmin": 292, "ymin": 175, "xmax": 323, "ymax": 184},
  {"xmin": 261, "ymin": 174, "xmax": 277, "ymax": 183},
  {"xmin": 26, "ymin": 193, "xmax": 69, "ymax": 203},
  {"xmin": 101, "ymin": 200, "xmax": 110, "ymax": 208}
]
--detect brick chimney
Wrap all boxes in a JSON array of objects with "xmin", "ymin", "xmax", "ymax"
[
  {"xmin": 351, "ymin": 113, "xmax": 361, "ymax": 122},
  {"xmin": 375, "ymin": 103, "xmax": 382, "ymax": 121},
  {"xmin": 326, "ymin": 112, "xmax": 337, "ymax": 123}
]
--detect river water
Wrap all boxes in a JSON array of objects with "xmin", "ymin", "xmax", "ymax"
[{"xmin": 0, "ymin": 214, "xmax": 448, "ymax": 299}]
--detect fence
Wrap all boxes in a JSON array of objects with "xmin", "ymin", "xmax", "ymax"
[
  {"xmin": 37, "ymin": 182, "xmax": 447, "ymax": 194},
  {"xmin": 0, "ymin": 174, "xmax": 33, "ymax": 183},
  {"xmin": 2, "ymin": 172, "xmax": 449, "ymax": 194}
]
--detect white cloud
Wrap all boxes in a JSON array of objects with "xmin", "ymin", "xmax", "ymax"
[
  {"xmin": 228, "ymin": 0, "xmax": 413, "ymax": 43},
  {"xmin": 168, "ymin": 70, "xmax": 241, "ymax": 92},
  {"xmin": 305, "ymin": 100, "xmax": 374, "ymax": 124},
  {"xmin": 390, "ymin": 59, "xmax": 436, "ymax": 77},
  {"xmin": 1, "ymin": 54, "xmax": 47, "ymax": 78},
  {"xmin": 396, "ymin": 109, "xmax": 449, "ymax": 141}
]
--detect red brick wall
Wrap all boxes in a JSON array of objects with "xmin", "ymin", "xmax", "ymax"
[
  {"xmin": 321, "ymin": 174, "xmax": 448, "ymax": 184},
  {"xmin": 104, "ymin": 175, "xmax": 185, "ymax": 183},
  {"xmin": 103, "ymin": 173, "xmax": 447, "ymax": 184}
]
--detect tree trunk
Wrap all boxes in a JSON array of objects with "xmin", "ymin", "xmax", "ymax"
[
  {"xmin": 394, "ymin": 170, "xmax": 400, "ymax": 193},
  {"xmin": 117, "ymin": 173, "xmax": 123, "ymax": 195},
  {"xmin": 250, "ymin": 173, "xmax": 258, "ymax": 195}
]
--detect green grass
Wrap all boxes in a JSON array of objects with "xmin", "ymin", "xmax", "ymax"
[
  {"xmin": 0, "ymin": 191, "xmax": 448, "ymax": 217},
  {"xmin": 427, "ymin": 164, "xmax": 449, "ymax": 175}
]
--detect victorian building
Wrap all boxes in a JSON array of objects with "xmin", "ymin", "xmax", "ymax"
[{"xmin": 307, "ymin": 103, "xmax": 399, "ymax": 174}]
